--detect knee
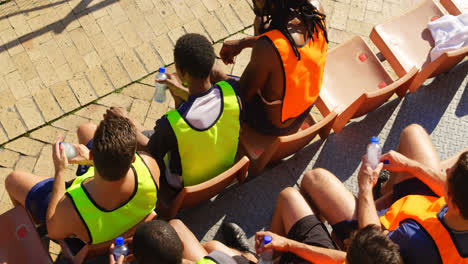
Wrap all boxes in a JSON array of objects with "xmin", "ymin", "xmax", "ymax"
[
  {"xmin": 76, "ymin": 122, "xmax": 97, "ymax": 138},
  {"xmin": 203, "ymin": 240, "xmax": 224, "ymax": 254},
  {"xmin": 5, "ymin": 170, "xmax": 21, "ymax": 191},
  {"xmin": 300, "ymin": 168, "xmax": 329, "ymax": 190},
  {"xmin": 400, "ymin": 124, "xmax": 426, "ymax": 142},
  {"xmin": 278, "ymin": 187, "xmax": 300, "ymax": 203}
]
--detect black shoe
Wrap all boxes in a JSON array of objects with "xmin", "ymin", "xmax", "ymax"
[
  {"xmin": 373, "ymin": 169, "xmax": 390, "ymax": 200},
  {"xmin": 222, "ymin": 222, "xmax": 251, "ymax": 253}
]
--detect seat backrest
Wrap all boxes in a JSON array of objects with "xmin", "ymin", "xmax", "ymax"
[
  {"xmin": 370, "ymin": 0, "xmax": 444, "ymax": 77},
  {"xmin": 441, "ymin": 0, "xmax": 466, "ymax": 15},
  {"xmin": 0, "ymin": 206, "xmax": 53, "ymax": 264}
]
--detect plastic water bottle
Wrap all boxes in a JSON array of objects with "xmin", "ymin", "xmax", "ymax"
[
  {"xmin": 113, "ymin": 237, "xmax": 129, "ymax": 263},
  {"xmin": 154, "ymin": 67, "xmax": 167, "ymax": 103},
  {"xmin": 258, "ymin": 235, "xmax": 274, "ymax": 264},
  {"xmin": 367, "ymin": 136, "xmax": 382, "ymax": 170},
  {"xmin": 60, "ymin": 142, "xmax": 77, "ymax": 159}
]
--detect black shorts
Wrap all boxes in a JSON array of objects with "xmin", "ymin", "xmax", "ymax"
[{"xmin": 279, "ymin": 215, "xmax": 336, "ymax": 264}]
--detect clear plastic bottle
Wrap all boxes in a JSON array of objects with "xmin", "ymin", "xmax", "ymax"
[
  {"xmin": 60, "ymin": 142, "xmax": 77, "ymax": 159},
  {"xmin": 154, "ymin": 67, "xmax": 167, "ymax": 103},
  {"xmin": 258, "ymin": 235, "xmax": 274, "ymax": 264},
  {"xmin": 113, "ymin": 237, "xmax": 129, "ymax": 263},
  {"xmin": 367, "ymin": 136, "xmax": 382, "ymax": 170}
]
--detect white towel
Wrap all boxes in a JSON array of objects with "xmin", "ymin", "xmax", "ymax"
[{"xmin": 427, "ymin": 13, "xmax": 468, "ymax": 62}]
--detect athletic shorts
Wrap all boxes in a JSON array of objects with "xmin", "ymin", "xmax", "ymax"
[
  {"xmin": 279, "ymin": 215, "xmax": 336, "ymax": 264},
  {"xmin": 332, "ymin": 177, "xmax": 439, "ymax": 242}
]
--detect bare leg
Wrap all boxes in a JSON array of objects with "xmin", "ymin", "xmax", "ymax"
[
  {"xmin": 269, "ymin": 187, "xmax": 314, "ymax": 237},
  {"xmin": 5, "ymin": 170, "xmax": 50, "ymax": 207},
  {"xmin": 76, "ymin": 123, "xmax": 97, "ymax": 145},
  {"xmin": 170, "ymin": 219, "xmax": 208, "ymax": 262},
  {"xmin": 381, "ymin": 124, "xmax": 441, "ymax": 195},
  {"xmin": 301, "ymin": 169, "xmax": 357, "ymax": 225},
  {"xmin": 202, "ymin": 241, "xmax": 257, "ymax": 263}
]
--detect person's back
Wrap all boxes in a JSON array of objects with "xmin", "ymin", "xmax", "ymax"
[
  {"xmin": 239, "ymin": 0, "xmax": 328, "ymax": 136},
  {"xmin": 147, "ymin": 34, "xmax": 242, "ymax": 190}
]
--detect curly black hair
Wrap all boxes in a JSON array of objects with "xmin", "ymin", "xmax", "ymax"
[
  {"xmin": 258, "ymin": 0, "xmax": 328, "ymax": 60},
  {"xmin": 174, "ymin": 33, "xmax": 215, "ymax": 79}
]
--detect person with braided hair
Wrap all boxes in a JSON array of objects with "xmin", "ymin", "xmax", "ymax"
[{"xmin": 219, "ymin": 0, "xmax": 328, "ymax": 136}]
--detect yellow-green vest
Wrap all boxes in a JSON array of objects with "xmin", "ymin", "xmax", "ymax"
[
  {"xmin": 166, "ymin": 81, "xmax": 240, "ymax": 186},
  {"xmin": 66, "ymin": 153, "xmax": 158, "ymax": 244}
]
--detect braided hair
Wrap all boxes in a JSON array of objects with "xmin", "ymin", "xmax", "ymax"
[{"xmin": 258, "ymin": 0, "xmax": 328, "ymax": 60}]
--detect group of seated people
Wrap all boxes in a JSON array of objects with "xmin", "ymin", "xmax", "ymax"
[{"xmin": 3, "ymin": 0, "xmax": 468, "ymax": 263}]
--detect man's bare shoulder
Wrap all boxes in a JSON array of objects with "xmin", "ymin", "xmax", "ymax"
[{"xmin": 50, "ymin": 194, "xmax": 90, "ymax": 242}]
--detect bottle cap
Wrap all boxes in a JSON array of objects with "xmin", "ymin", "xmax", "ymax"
[
  {"xmin": 158, "ymin": 67, "xmax": 166, "ymax": 73},
  {"xmin": 264, "ymin": 235, "xmax": 272, "ymax": 245},
  {"xmin": 371, "ymin": 136, "xmax": 379, "ymax": 143},
  {"xmin": 116, "ymin": 237, "xmax": 124, "ymax": 246}
]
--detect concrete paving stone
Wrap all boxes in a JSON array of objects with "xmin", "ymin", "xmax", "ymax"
[
  {"xmin": 171, "ymin": 0, "xmax": 195, "ymax": 24},
  {"xmin": 68, "ymin": 74, "xmax": 98, "ymax": 105},
  {"xmin": 215, "ymin": 59, "xmax": 234, "ymax": 76},
  {"xmin": 200, "ymin": 13, "xmax": 229, "ymax": 43},
  {"xmin": 231, "ymin": 46, "xmax": 252, "ymax": 76},
  {"xmin": 0, "ymin": 17, "xmax": 11, "ymax": 32},
  {"xmin": 146, "ymin": 96, "xmax": 171, "ymax": 119},
  {"xmin": 349, "ymin": 5, "xmax": 366, "ymax": 20},
  {"xmin": 0, "ymin": 76, "xmax": 16, "ymax": 108},
  {"xmin": 118, "ymin": 21, "xmax": 144, "ymax": 48},
  {"xmin": 136, "ymin": 0, "xmax": 155, "ymax": 11},
  {"xmin": 0, "ymin": 149, "xmax": 20, "ymax": 168},
  {"xmin": 346, "ymin": 19, "xmax": 373, "ymax": 36},
  {"xmin": 52, "ymin": 114, "xmax": 90, "ymax": 131},
  {"xmin": 83, "ymin": 50, "xmax": 103, "ymax": 69},
  {"xmin": 14, "ymin": 155, "xmax": 37, "ymax": 174},
  {"xmin": 135, "ymin": 42, "xmax": 162, "ymax": 73},
  {"xmin": 33, "ymin": 144, "xmax": 53, "ymax": 177},
  {"xmin": 53, "ymin": 31, "xmax": 75, "ymax": 50},
  {"xmin": 190, "ymin": 2, "xmax": 210, "ymax": 19},
  {"xmin": 111, "ymin": 37, "xmax": 132, "ymax": 57},
  {"xmin": 327, "ymin": 28, "xmax": 354, "ymax": 44},
  {"xmin": 81, "ymin": 20, "xmax": 103, "ymax": 37},
  {"xmin": 11, "ymin": 51, "xmax": 38, "ymax": 82},
  {"xmin": 69, "ymin": 27, "xmax": 95, "ymax": 56},
  {"xmin": 151, "ymin": 0, "xmax": 176, "ymax": 18},
  {"xmin": 56, "ymin": 7, "xmax": 81, "ymax": 33},
  {"xmin": 39, "ymin": 39, "xmax": 67, "ymax": 69},
  {"xmin": 88, "ymin": 33, "xmax": 116, "ymax": 62},
  {"xmin": 101, "ymin": 56, "xmax": 132, "ymax": 89},
  {"xmin": 55, "ymin": 63, "xmax": 75, "ymax": 83},
  {"xmin": 75, "ymin": 104, "xmax": 108, "ymax": 121},
  {"xmin": 0, "ymin": 51, "xmax": 17, "ymax": 75},
  {"xmin": 168, "ymin": 27, "xmax": 186, "ymax": 45},
  {"xmin": 164, "ymin": 13, "xmax": 183, "ymax": 31},
  {"xmin": 15, "ymin": 97, "xmax": 44, "ymax": 130},
  {"xmin": 97, "ymin": 15, "xmax": 123, "ymax": 42},
  {"xmin": 382, "ymin": 1, "xmax": 404, "ymax": 19},
  {"xmin": 0, "ymin": 167, "xmax": 13, "ymax": 199},
  {"xmin": 8, "ymin": 13, "xmax": 32, "ymax": 37},
  {"xmin": 49, "ymin": 240, "xmax": 61, "ymax": 255},
  {"xmin": 64, "ymin": 166, "xmax": 78, "ymax": 182},
  {"xmin": 86, "ymin": 66, "xmax": 114, "ymax": 97},
  {"xmin": 215, "ymin": 7, "xmax": 244, "ymax": 35},
  {"xmin": 151, "ymin": 35, "xmax": 174, "ymax": 65},
  {"xmin": 5, "ymin": 137, "xmax": 44, "ymax": 156},
  {"xmin": 364, "ymin": 9, "xmax": 386, "ymax": 25},
  {"xmin": 25, "ymin": 76, "xmax": 47, "ymax": 96},
  {"xmin": 202, "ymin": 0, "xmax": 221, "ymax": 11},
  {"xmin": 97, "ymin": 93, "xmax": 134, "ymax": 111},
  {"xmin": 30, "ymin": 125, "xmax": 67, "ymax": 144},
  {"xmin": 25, "ymin": 13, "xmax": 46, "ymax": 32},
  {"xmin": 118, "ymin": 50, "xmax": 147, "ymax": 81},
  {"xmin": 231, "ymin": 0, "xmax": 255, "ymax": 27},
  {"xmin": 123, "ymin": 81, "xmax": 155, "ymax": 101},
  {"xmin": 77, "ymin": 11, "xmax": 96, "ymax": 27},
  {"xmin": 90, "ymin": 0, "xmax": 110, "ymax": 19},
  {"xmin": 143, "ymin": 116, "xmax": 157, "ymax": 130},
  {"xmin": 64, "ymin": 129, "xmax": 80, "ymax": 145},
  {"xmin": 330, "ymin": 2, "xmax": 350, "ymax": 30},
  {"xmin": 367, "ymin": 0, "xmax": 384, "ymax": 12},
  {"xmin": 183, "ymin": 20, "xmax": 211, "ymax": 41},
  {"xmin": 133, "ymin": 18, "xmax": 157, "ymax": 43},
  {"xmin": 34, "ymin": 56, "xmax": 61, "ymax": 87},
  {"xmin": 0, "ymin": 28, "xmax": 25, "ymax": 56},
  {"xmin": 185, "ymin": 0, "xmax": 199, "ymax": 7},
  {"xmin": 50, "ymin": 81, "xmax": 81, "ymax": 113},
  {"xmin": 107, "ymin": 3, "xmax": 129, "ymax": 25},
  {"xmin": 145, "ymin": 11, "xmax": 169, "ymax": 36},
  {"xmin": 5, "ymin": 70, "xmax": 30, "ymax": 100},
  {"xmin": 21, "ymin": 39, "xmax": 44, "ymax": 64},
  {"xmin": 129, "ymin": 99, "xmax": 151, "ymax": 125},
  {"xmin": 244, "ymin": 26, "xmax": 254, "ymax": 36},
  {"xmin": 0, "ymin": 197, "xmax": 14, "ymax": 215},
  {"xmin": 33, "ymin": 88, "xmax": 63, "ymax": 122}
]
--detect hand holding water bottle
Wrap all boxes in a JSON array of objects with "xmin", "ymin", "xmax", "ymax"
[
  {"xmin": 358, "ymin": 155, "xmax": 383, "ymax": 192},
  {"xmin": 380, "ymin": 150, "xmax": 412, "ymax": 172}
]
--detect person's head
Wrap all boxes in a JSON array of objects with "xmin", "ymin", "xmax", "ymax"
[
  {"xmin": 346, "ymin": 225, "xmax": 403, "ymax": 264},
  {"xmin": 174, "ymin": 33, "xmax": 215, "ymax": 83},
  {"xmin": 445, "ymin": 151, "xmax": 468, "ymax": 219},
  {"xmin": 254, "ymin": 0, "xmax": 328, "ymax": 59},
  {"xmin": 132, "ymin": 220, "xmax": 183, "ymax": 264},
  {"xmin": 91, "ymin": 116, "xmax": 137, "ymax": 181}
]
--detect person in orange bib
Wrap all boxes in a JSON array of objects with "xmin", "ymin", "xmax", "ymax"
[
  {"xmin": 300, "ymin": 124, "xmax": 468, "ymax": 264},
  {"xmin": 218, "ymin": 0, "xmax": 328, "ymax": 136}
]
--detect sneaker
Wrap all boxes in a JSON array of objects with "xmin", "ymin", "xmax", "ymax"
[{"xmin": 222, "ymin": 222, "xmax": 252, "ymax": 253}]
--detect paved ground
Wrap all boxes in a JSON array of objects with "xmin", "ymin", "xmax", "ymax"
[{"xmin": 0, "ymin": 0, "xmax": 464, "ymax": 261}]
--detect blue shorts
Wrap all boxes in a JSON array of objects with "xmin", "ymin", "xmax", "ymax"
[
  {"xmin": 25, "ymin": 139, "xmax": 93, "ymax": 226},
  {"xmin": 331, "ymin": 177, "xmax": 439, "ymax": 242}
]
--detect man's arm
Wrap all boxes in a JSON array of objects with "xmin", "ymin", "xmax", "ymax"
[
  {"xmin": 239, "ymin": 37, "xmax": 273, "ymax": 102},
  {"xmin": 357, "ymin": 157, "xmax": 384, "ymax": 230},
  {"xmin": 381, "ymin": 151, "xmax": 446, "ymax": 196}
]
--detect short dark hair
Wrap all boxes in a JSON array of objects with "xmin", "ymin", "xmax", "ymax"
[
  {"xmin": 91, "ymin": 116, "xmax": 137, "ymax": 181},
  {"xmin": 448, "ymin": 151, "xmax": 468, "ymax": 219},
  {"xmin": 174, "ymin": 33, "xmax": 215, "ymax": 79},
  {"xmin": 133, "ymin": 220, "xmax": 183, "ymax": 264},
  {"xmin": 347, "ymin": 225, "xmax": 402, "ymax": 264}
]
